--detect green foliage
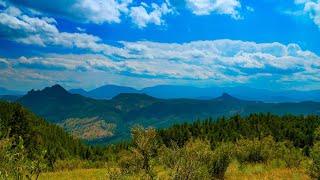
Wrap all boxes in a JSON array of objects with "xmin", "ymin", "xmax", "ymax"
[
  {"xmin": 309, "ymin": 127, "xmax": 320, "ymax": 178},
  {"xmin": 158, "ymin": 114, "xmax": 320, "ymax": 149},
  {"xmin": 158, "ymin": 139, "xmax": 232, "ymax": 179},
  {"xmin": 0, "ymin": 137, "xmax": 28, "ymax": 179},
  {"xmin": 117, "ymin": 126, "xmax": 158, "ymax": 178},
  {"xmin": 28, "ymin": 149, "xmax": 48, "ymax": 180},
  {"xmin": 169, "ymin": 139, "xmax": 211, "ymax": 179},
  {"xmin": 235, "ymin": 136, "xmax": 276, "ymax": 164},
  {"xmin": 208, "ymin": 142, "xmax": 234, "ymax": 179},
  {"xmin": 0, "ymin": 136, "xmax": 46, "ymax": 180},
  {"xmin": 131, "ymin": 126, "xmax": 158, "ymax": 175},
  {"xmin": 273, "ymin": 141, "xmax": 304, "ymax": 168}
]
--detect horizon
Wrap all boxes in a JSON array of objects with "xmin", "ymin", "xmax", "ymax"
[
  {"xmin": 1, "ymin": 0, "xmax": 320, "ymax": 91},
  {"xmin": 2, "ymin": 83, "xmax": 320, "ymax": 94}
]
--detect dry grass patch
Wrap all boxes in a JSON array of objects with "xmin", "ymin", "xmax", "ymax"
[{"xmin": 225, "ymin": 162, "xmax": 310, "ymax": 180}]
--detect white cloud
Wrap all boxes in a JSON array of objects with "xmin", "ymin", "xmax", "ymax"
[
  {"xmin": 7, "ymin": 0, "xmax": 173, "ymax": 28},
  {"xmin": 7, "ymin": 0, "xmax": 132, "ymax": 24},
  {"xmin": 186, "ymin": 0, "xmax": 242, "ymax": 19},
  {"xmin": 293, "ymin": 0, "xmax": 320, "ymax": 28},
  {"xmin": 0, "ymin": 6, "xmax": 123, "ymax": 55},
  {"xmin": 72, "ymin": 0, "xmax": 132, "ymax": 24},
  {"xmin": 1, "ymin": 39, "xmax": 319, "ymax": 85},
  {"xmin": 129, "ymin": 1, "xmax": 174, "ymax": 28},
  {"xmin": 76, "ymin": 27, "xmax": 86, "ymax": 32}
]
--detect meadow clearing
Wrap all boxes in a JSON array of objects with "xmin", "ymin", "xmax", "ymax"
[{"xmin": 40, "ymin": 162, "xmax": 310, "ymax": 180}]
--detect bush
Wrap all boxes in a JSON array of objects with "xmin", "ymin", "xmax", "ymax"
[
  {"xmin": 309, "ymin": 142, "xmax": 320, "ymax": 178},
  {"xmin": 159, "ymin": 139, "xmax": 233, "ymax": 179},
  {"xmin": 208, "ymin": 142, "xmax": 234, "ymax": 179},
  {"xmin": 235, "ymin": 136, "xmax": 275, "ymax": 164},
  {"xmin": 274, "ymin": 141, "xmax": 304, "ymax": 168},
  {"xmin": 117, "ymin": 126, "xmax": 158, "ymax": 178},
  {"xmin": 118, "ymin": 150, "xmax": 143, "ymax": 174},
  {"xmin": 159, "ymin": 139, "xmax": 211, "ymax": 179},
  {"xmin": 0, "ymin": 137, "xmax": 30, "ymax": 179}
]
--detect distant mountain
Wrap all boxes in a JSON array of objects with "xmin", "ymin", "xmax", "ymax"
[
  {"xmin": 69, "ymin": 84, "xmax": 320, "ymax": 102},
  {"xmin": 17, "ymin": 84, "xmax": 320, "ymax": 143},
  {"xmin": 0, "ymin": 95, "xmax": 20, "ymax": 102},
  {"xmin": 141, "ymin": 85, "xmax": 221, "ymax": 99},
  {"xmin": 69, "ymin": 85, "xmax": 139, "ymax": 100},
  {"xmin": 18, "ymin": 84, "xmax": 121, "ymax": 123},
  {"xmin": 69, "ymin": 88, "xmax": 90, "ymax": 97},
  {"xmin": 0, "ymin": 87, "xmax": 24, "ymax": 95}
]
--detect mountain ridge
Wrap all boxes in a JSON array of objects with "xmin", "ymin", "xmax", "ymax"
[
  {"xmin": 16, "ymin": 84, "xmax": 320, "ymax": 143},
  {"xmin": 66, "ymin": 84, "xmax": 320, "ymax": 102}
]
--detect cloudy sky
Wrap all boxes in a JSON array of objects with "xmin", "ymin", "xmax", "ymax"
[{"xmin": 0, "ymin": 0, "xmax": 319, "ymax": 91}]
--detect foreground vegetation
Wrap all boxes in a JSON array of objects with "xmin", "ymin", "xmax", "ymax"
[
  {"xmin": 1, "ymin": 101, "xmax": 320, "ymax": 179},
  {"xmin": 39, "ymin": 162, "xmax": 310, "ymax": 180}
]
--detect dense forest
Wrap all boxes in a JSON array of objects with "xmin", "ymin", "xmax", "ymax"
[{"xmin": 1, "ymin": 100, "xmax": 320, "ymax": 179}]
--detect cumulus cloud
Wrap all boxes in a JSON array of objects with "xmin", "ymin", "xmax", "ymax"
[
  {"xmin": 7, "ymin": 0, "xmax": 132, "ymax": 24},
  {"xmin": 0, "ymin": 6, "xmax": 123, "ymax": 54},
  {"xmin": 6, "ymin": 0, "xmax": 173, "ymax": 28},
  {"xmin": 2, "ymin": 39, "xmax": 319, "ymax": 86},
  {"xmin": 129, "ymin": 1, "xmax": 174, "ymax": 28},
  {"xmin": 294, "ymin": 0, "xmax": 320, "ymax": 28},
  {"xmin": 186, "ymin": 0, "xmax": 242, "ymax": 19}
]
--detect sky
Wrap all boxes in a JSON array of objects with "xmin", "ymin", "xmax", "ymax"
[{"xmin": 0, "ymin": 0, "xmax": 320, "ymax": 91}]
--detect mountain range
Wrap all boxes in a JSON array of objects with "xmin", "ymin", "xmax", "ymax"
[
  {"xmin": 2, "ymin": 84, "xmax": 320, "ymax": 103},
  {"xmin": 11, "ymin": 84, "xmax": 320, "ymax": 144},
  {"xmin": 69, "ymin": 85, "xmax": 320, "ymax": 103},
  {"xmin": 0, "ymin": 87, "xmax": 24, "ymax": 95}
]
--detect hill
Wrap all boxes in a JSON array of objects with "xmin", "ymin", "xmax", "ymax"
[
  {"xmin": 0, "ymin": 100, "xmax": 90, "ymax": 168},
  {"xmin": 17, "ymin": 84, "xmax": 320, "ymax": 143}
]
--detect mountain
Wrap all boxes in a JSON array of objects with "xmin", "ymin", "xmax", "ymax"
[
  {"xmin": 69, "ymin": 88, "xmax": 90, "ymax": 97},
  {"xmin": 0, "ymin": 87, "xmax": 24, "ymax": 95},
  {"xmin": 17, "ymin": 84, "xmax": 320, "ymax": 143},
  {"xmin": 0, "ymin": 95, "xmax": 21, "ymax": 102},
  {"xmin": 18, "ymin": 84, "xmax": 121, "ymax": 123},
  {"xmin": 71, "ymin": 84, "xmax": 320, "ymax": 102},
  {"xmin": 86, "ymin": 85, "xmax": 139, "ymax": 99},
  {"xmin": 141, "ymin": 85, "xmax": 221, "ymax": 99}
]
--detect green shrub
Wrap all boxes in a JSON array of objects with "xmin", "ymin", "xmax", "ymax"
[
  {"xmin": 159, "ymin": 139, "xmax": 211, "ymax": 179},
  {"xmin": 208, "ymin": 142, "xmax": 233, "ymax": 179},
  {"xmin": 274, "ymin": 141, "xmax": 304, "ymax": 168},
  {"xmin": 159, "ymin": 139, "xmax": 233, "ymax": 179},
  {"xmin": 309, "ymin": 142, "xmax": 320, "ymax": 178},
  {"xmin": 118, "ymin": 149, "xmax": 143, "ymax": 174},
  {"xmin": 235, "ymin": 136, "xmax": 275, "ymax": 164},
  {"xmin": 0, "ymin": 137, "xmax": 30, "ymax": 179}
]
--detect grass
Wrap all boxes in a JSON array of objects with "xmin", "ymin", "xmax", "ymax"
[
  {"xmin": 39, "ymin": 169, "xmax": 108, "ymax": 180},
  {"xmin": 225, "ymin": 162, "xmax": 310, "ymax": 180},
  {"xmin": 40, "ymin": 163, "xmax": 310, "ymax": 180}
]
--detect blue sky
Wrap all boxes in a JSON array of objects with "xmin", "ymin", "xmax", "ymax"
[{"xmin": 0, "ymin": 0, "xmax": 319, "ymax": 91}]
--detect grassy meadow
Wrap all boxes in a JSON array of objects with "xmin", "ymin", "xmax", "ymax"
[{"xmin": 40, "ymin": 162, "xmax": 310, "ymax": 180}]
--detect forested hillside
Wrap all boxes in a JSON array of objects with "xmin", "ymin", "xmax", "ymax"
[
  {"xmin": 0, "ymin": 101, "xmax": 91, "ymax": 167},
  {"xmin": 16, "ymin": 85, "xmax": 320, "ymax": 143}
]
